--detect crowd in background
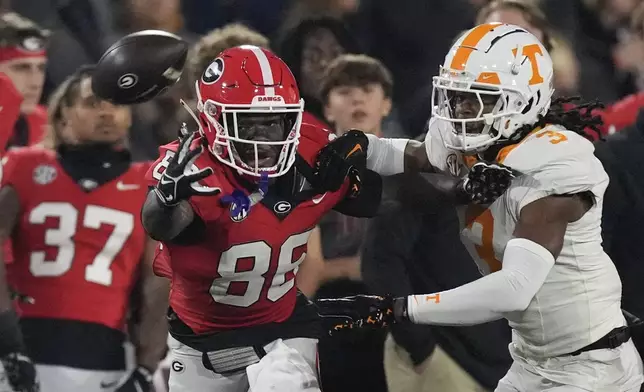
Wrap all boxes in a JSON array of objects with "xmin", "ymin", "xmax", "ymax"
[{"xmin": 2, "ymin": 0, "xmax": 644, "ymax": 391}]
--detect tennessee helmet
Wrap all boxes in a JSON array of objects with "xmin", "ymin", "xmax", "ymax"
[
  {"xmin": 185, "ymin": 45, "xmax": 304, "ymax": 178},
  {"xmin": 432, "ymin": 23, "xmax": 554, "ymax": 152}
]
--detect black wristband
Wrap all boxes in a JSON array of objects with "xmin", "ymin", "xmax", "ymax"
[
  {"xmin": 0, "ymin": 309, "xmax": 25, "ymax": 356},
  {"xmin": 393, "ymin": 297, "xmax": 409, "ymax": 322}
]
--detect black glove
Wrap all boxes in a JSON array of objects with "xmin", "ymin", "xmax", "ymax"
[
  {"xmin": 0, "ymin": 310, "xmax": 38, "ymax": 392},
  {"xmin": 114, "ymin": 366, "xmax": 153, "ymax": 392},
  {"xmin": 0, "ymin": 353, "xmax": 39, "ymax": 392},
  {"xmin": 154, "ymin": 132, "xmax": 219, "ymax": 206},
  {"xmin": 316, "ymin": 295, "xmax": 405, "ymax": 336},
  {"xmin": 313, "ymin": 129, "xmax": 369, "ymax": 198},
  {"xmin": 457, "ymin": 161, "xmax": 517, "ymax": 204}
]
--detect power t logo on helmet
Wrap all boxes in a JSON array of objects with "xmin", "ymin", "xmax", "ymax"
[
  {"xmin": 189, "ymin": 45, "xmax": 304, "ymax": 179},
  {"xmin": 432, "ymin": 22, "xmax": 554, "ymax": 152}
]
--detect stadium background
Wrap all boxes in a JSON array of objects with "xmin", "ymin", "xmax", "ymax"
[{"xmin": 3, "ymin": 0, "xmax": 644, "ymax": 391}]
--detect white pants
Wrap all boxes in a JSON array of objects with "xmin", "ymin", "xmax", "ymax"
[
  {"xmin": 0, "ymin": 364, "xmax": 126, "ymax": 392},
  {"xmin": 167, "ymin": 335, "xmax": 321, "ymax": 392},
  {"xmin": 496, "ymin": 339, "xmax": 644, "ymax": 391}
]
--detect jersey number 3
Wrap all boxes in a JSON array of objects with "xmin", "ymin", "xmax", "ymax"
[
  {"xmin": 210, "ymin": 231, "xmax": 311, "ymax": 308},
  {"xmin": 465, "ymin": 206, "xmax": 501, "ymax": 273},
  {"xmin": 28, "ymin": 202, "xmax": 134, "ymax": 286}
]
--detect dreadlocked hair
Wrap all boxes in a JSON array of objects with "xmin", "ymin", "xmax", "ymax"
[{"xmin": 512, "ymin": 96, "xmax": 605, "ymax": 142}]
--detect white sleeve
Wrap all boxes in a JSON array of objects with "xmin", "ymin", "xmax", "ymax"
[
  {"xmin": 365, "ymin": 133, "xmax": 409, "ymax": 176},
  {"xmin": 406, "ymin": 238, "xmax": 555, "ymax": 326}
]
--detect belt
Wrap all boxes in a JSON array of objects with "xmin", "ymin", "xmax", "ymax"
[{"xmin": 567, "ymin": 326, "xmax": 631, "ymax": 356}]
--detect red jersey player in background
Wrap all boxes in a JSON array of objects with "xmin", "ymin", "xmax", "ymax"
[
  {"xmin": 0, "ymin": 12, "xmax": 50, "ymax": 279},
  {"xmin": 0, "ymin": 12, "xmax": 49, "ymax": 152},
  {"xmin": 0, "ymin": 65, "xmax": 168, "ymax": 392},
  {"xmin": 141, "ymin": 46, "xmax": 382, "ymax": 392}
]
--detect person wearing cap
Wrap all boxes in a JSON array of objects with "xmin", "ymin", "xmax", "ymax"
[{"xmin": 0, "ymin": 12, "xmax": 49, "ymax": 153}]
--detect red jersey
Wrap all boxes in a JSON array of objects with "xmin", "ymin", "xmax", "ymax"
[
  {"xmin": 146, "ymin": 123, "xmax": 347, "ymax": 334},
  {"xmin": 2, "ymin": 146, "xmax": 149, "ymax": 330},
  {"xmin": 24, "ymin": 105, "xmax": 47, "ymax": 146}
]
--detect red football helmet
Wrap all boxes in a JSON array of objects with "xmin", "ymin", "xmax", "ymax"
[{"xmin": 191, "ymin": 45, "xmax": 304, "ymax": 178}]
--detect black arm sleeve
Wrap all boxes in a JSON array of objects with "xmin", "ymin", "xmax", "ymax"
[
  {"xmin": 144, "ymin": 187, "xmax": 207, "ymax": 245},
  {"xmin": 332, "ymin": 169, "xmax": 383, "ymax": 218},
  {"xmin": 171, "ymin": 213, "xmax": 207, "ymax": 245}
]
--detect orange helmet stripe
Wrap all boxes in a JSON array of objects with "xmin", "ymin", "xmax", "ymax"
[{"xmin": 449, "ymin": 23, "xmax": 501, "ymax": 71}]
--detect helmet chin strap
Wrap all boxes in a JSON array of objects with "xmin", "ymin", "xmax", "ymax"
[{"xmin": 180, "ymin": 99, "xmax": 205, "ymax": 134}]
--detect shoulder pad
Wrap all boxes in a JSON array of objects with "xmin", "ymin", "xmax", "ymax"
[{"xmin": 501, "ymin": 125, "xmax": 595, "ymax": 174}]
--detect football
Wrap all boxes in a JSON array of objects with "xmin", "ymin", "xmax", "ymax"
[{"xmin": 92, "ymin": 30, "xmax": 188, "ymax": 105}]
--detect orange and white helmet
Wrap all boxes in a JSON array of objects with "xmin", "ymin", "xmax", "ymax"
[{"xmin": 432, "ymin": 23, "xmax": 554, "ymax": 152}]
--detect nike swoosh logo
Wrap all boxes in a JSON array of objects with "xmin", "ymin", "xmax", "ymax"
[
  {"xmin": 116, "ymin": 181, "xmax": 140, "ymax": 191},
  {"xmin": 346, "ymin": 144, "xmax": 362, "ymax": 158},
  {"xmin": 312, "ymin": 193, "xmax": 327, "ymax": 204}
]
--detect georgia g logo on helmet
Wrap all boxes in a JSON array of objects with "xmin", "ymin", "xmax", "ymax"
[{"xmin": 202, "ymin": 58, "xmax": 224, "ymax": 85}]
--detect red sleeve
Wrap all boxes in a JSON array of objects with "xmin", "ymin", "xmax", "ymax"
[
  {"xmin": 0, "ymin": 73, "xmax": 23, "ymax": 154},
  {"xmin": 298, "ymin": 123, "xmax": 351, "ymax": 198},
  {"xmin": 1, "ymin": 149, "xmax": 23, "ymax": 189},
  {"xmin": 145, "ymin": 141, "xmax": 180, "ymax": 188},
  {"xmin": 26, "ymin": 106, "xmax": 48, "ymax": 146},
  {"xmin": 152, "ymin": 243, "xmax": 172, "ymax": 279},
  {"xmin": 596, "ymin": 92, "xmax": 644, "ymax": 134},
  {"xmin": 302, "ymin": 111, "xmax": 331, "ymax": 130},
  {"xmin": 0, "ymin": 150, "xmax": 23, "ymax": 265}
]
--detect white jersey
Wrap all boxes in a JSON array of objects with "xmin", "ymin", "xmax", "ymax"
[{"xmin": 425, "ymin": 119, "xmax": 625, "ymax": 358}]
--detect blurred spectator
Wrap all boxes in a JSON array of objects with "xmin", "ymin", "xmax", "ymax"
[
  {"xmin": 278, "ymin": 17, "xmax": 361, "ymax": 128},
  {"xmin": 279, "ymin": 0, "xmax": 360, "ymax": 37},
  {"xmin": 353, "ymin": 0, "xmax": 476, "ymax": 137},
  {"xmin": 10, "ymin": 0, "xmax": 114, "ymax": 100},
  {"xmin": 361, "ymin": 172, "xmax": 512, "ymax": 392},
  {"xmin": 594, "ymin": 108, "xmax": 644, "ymax": 332},
  {"xmin": 320, "ymin": 54, "xmax": 392, "ymax": 137},
  {"xmin": 613, "ymin": 2, "xmax": 644, "ymax": 90},
  {"xmin": 180, "ymin": 0, "xmax": 288, "ymax": 39},
  {"xmin": 477, "ymin": 0, "xmax": 580, "ymax": 96},
  {"xmin": 578, "ymin": 3, "xmax": 644, "ymax": 136},
  {"xmin": 113, "ymin": 0, "xmax": 197, "ymax": 42},
  {"xmin": 186, "ymin": 23, "xmax": 270, "ymax": 87},
  {"xmin": 0, "ymin": 12, "xmax": 49, "ymax": 151},
  {"xmin": 297, "ymin": 54, "xmax": 392, "ymax": 392},
  {"xmin": 540, "ymin": 0, "xmax": 632, "ymax": 103}
]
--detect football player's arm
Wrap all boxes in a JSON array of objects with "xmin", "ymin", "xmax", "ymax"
[
  {"xmin": 0, "ymin": 73, "xmax": 23, "ymax": 153},
  {"xmin": 365, "ymin": 134, "xmax": 433, "ymax": 175},
  {"xmin": 297, "ymin": 227, "xmax": 361, "ymax": 297},
  {"xmin": 403, "ymin": 195, "xmax": 589, "ymax": 325},
  {"xmin": 0, "ymin": 185, "xmax": 26, "ymax": 350},
  {"xmin": 132, "ymin": 238, "xmax": 169, "ymax": 371},
  {"xmin": 141, "ymin": 192, "xmax": 205, "ymax": 243},
  {"xmin": 142, "ymin": 133, "xmax": 217, "ymax": 243},
  {"xmin": 296, "ymin": 227, "xmax": 325, "ymax": 298}
]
